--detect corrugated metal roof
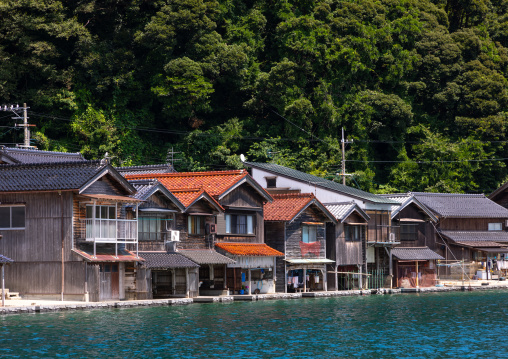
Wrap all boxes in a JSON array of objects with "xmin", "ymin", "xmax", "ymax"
[
  {"xmin": 72, "ymin": 247, "xmax": 143, "ymax": 262},
  {"xmin": 440, "ymin": 231, "xmax": 508, "ymax": 243},
  {"xmin": 325, "ymin": 202, "xmax": 370, "ymax": 222},
  {"xmin": 285, "ymin": 258, "xmax": 335, "ymax": 264},
  {"xmin": 412, "ymin": 192, "xmax": 508, "ymax": 218},
  {"xmin": 215, "ymin": 242, "xmax": 284, "ymax": 256},
  {"xmin": 141, "ymin": 252, "xmax": 199, "ymax": 269},
  {"xmin": 179, "ymin": 249, "xmax": 236, "ymax": 265},
  {"xmin": 0, "ymin": 254, "xmax": 13, "ymax": 264},
  {"xmin": 244, "ymin": 162, "xmax": 398, "ymax": 204},
  {"xmin": 392, "ymin": 247, "xmax": 444, "ymax": 260},
  {"xmin": 0, "ymin": 146, "xmax": 85, "ymax": 164}
]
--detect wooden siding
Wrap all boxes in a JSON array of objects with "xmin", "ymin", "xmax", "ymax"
[
  {"xmin": 332, "ymin": 223, "xmax": 363, "ymax": 266},
  {"xmin": 440, "ymin": 217, "xmax": 507, "ymax": 231},
  {"xmin": 394, "ymin": 203, "xmax": 433, "ymax": 248},
  {"xmin": 82, "ymin": 176, "xmax": 122, "ymax": 196},
  {"xmin": 265, "ymin": 222, "xmax": 286, "ymax": 293},
  {"xmin": 285, "ymin": 213, "xmax": 326, "ymax": 260}
]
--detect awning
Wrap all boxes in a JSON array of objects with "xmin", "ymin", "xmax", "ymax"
[
  {"xmin": 0, "ymin": 254, "xmax": 13, "ymax": 264},
  {"xmin": 72, "ymin": 247, "xmax": 144, "ymax": 262},
  {"xmin": 139, "ymin": 208, "xmax": 178, "ymax": 213},
  {"xmin": 397, "ymin": 218, "xmax": 425, "ymax": 222},
  {"xmin": 392, "ymin": 247, "xmax": 444, "ymax": 261},
  {"xmin": 141, "ymin": 252, "xmax": 199, "ymax": 269},
  {"xmin": 285, "ymin": 258, "xmax": 335, "ymax": 264},
  {"xmin": 80, "ymin": 194, "xmax": 144, "ymax": 203},
  {"xmin": 344, "ymin": 223, "xmax": 368, "ymax": 225},
  {"xmin": 179, "ymin": 249, "xmax": 236, "ymax": 265},
  {"xmin": 215, "ymin": 243, "xmax": 284, "ymax": 257},
  {"xmin": 477, "ymin": 248, "xmax": 508, "ymax": 253}
]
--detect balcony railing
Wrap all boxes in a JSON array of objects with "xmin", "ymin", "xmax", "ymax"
[
  {"xmin": 367, "ymin": 225, "xmax": 400, "ymax": 244},
  {"xmin": 80, "ymin": 218, "xmax": 138, "ymax": 243}
]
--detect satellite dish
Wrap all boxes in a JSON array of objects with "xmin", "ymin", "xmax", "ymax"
[{"xmin": 240, "ymin": 154, "xmax": 246, "ymax": 162}]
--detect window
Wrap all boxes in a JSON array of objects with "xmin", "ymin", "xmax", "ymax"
[
  {"xmin": 488, "ymin": 223, "xmax": 502, "ymax": 231},
  {"xmin": 0, "ymin": 206, "xmax": 25, "ymax": 229},
  {"xmin": 226, "ymin": 214, "xmax": 254, "ymax": 234},
  {"xmin": 139, "ymin": 216, "xmax": 172, "ymax": 241},
  {"xmin": 400, "ymin": 224, "xmax": 418, "ymax": 241},
  {"xmin": 188, "ymin": 216, "xmax": 203, "ymax": 235},
  {"xmin": 86, "ymin": 205, "xmax": 116, "ymax": 238},
  {"xmin": 302, "ymin": 225, "xmax": 317, "ymax": 243},
  {"xmin": 345, "ymin": 225, "xmax": 365, "ymax": 242},
  {"xmin": 266, "ymin": 177, "xmax": 277, "ymax": 188}
]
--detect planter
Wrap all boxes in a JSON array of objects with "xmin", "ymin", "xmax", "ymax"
[{"xmin": 239, "ymin": 289, "xmax": 244, "ymax": 295}]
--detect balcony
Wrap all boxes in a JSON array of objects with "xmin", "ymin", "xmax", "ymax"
[
  {"xmin": 80, "ymin": 218, "xmax": 138, "ymax": 244},
  {"xmin": 367, "ymin": 225, "xmax": 400, "ymax": 245}
]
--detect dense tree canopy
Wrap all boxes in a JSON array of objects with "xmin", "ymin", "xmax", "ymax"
[{"xmin": 1, "ymin": 0, "xmax": 508, "ymax": 193}]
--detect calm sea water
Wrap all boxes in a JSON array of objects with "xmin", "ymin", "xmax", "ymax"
[{"xmin": 1, "ymin": 290, "xmax": 508, "ymax": 358}]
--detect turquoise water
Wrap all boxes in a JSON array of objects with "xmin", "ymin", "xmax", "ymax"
[{"xmin": 1, "ymin": 291, "xmax": 508, "ymax": 358}]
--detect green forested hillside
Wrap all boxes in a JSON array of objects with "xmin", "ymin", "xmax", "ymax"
[{"xmin": 1, "ymin": 0, "xmax": 508, "ymax": 193}]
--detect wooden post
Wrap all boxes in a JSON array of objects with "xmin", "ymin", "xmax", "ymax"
[
  {"xmin": 248, "ymin": 269, "xmax": 252, "ymax": 295},
  {"xmin": 233, "ymin": 268, "xmax": 236, "ymax": 294},
  {"xmin": 223, "ymin": 264, "xmax": 227, "ymax": 292},
  {"xmin": 416, "ymin": 261, "xmax": 419, "ymax": 288},
  {"xmin": 185, "ymin": 268, "xmax": 190, "ymax": 298},
  {"xmin": 273, "ymin": 257, "xmax": 277, "ymax": 294},
  {"xmin": 323, "ymin": 266, "xmax": 328, "ymax": 291},
  {"xmin": 389, "ymin": 247, "xmax": 393, "ymax": 289},
  {"xmin": 335, "ymin": 265, "xmax": 338, "ymax": 291},
  {"xmin": 61, "ymin": 191, "xmax": 65, "ymax": 302},
  {"xmin": 172, "ymin": 270, "xmax": 176, "ymax": 295},
  {"xmin": 303, "ymin": 268, "xmax": 307, "ymax": 292},
  {"xmin": 1, "ymin": 265, "xmax": 5, "ymax": 307}
]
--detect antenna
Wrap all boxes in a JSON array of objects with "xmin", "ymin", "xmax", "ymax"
[{"xmin": 340, "ymin": 127, "xmax": 354, "ymax": 185}]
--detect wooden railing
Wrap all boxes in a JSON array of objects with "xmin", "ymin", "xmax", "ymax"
[{"xmin": 367, "ymin": 225, "xmax": 400, "ymax": 243}]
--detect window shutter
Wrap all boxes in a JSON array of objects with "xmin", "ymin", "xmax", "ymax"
[{"xmin": 216, "ymin": 213, "xmax": 226, "ymax": 235}]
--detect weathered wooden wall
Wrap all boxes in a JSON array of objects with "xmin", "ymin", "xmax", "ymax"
[
  {"xmin": 285, "ymin": 211, "xmax": 326, "ymax": 259},
  {"xmin": 264, "ymin": 222, "xmax": 286, "ymax": 293},
  {"xmin": 440, "ymin": 218, "xmax": 506, "ymax": 231}
]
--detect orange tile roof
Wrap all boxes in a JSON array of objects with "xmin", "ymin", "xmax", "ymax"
[
  {"xmin": 264, "ymin": 193, "xmax": 317, "ymax": 221},
  {"xmin": 125, "ymin": 170, "xmax": 249, "ymax": 197},
  {"xmin": 169, "ymin": 188, "xmax": 223, "ymax": 210},
  {"xmin": 215, "ymin": 242, "xmax": 284, "ymax": 256}
]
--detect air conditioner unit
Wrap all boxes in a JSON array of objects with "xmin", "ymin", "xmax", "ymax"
[
  {"xmin": 165, "ymin": 230, "xmax": 179, "ymax": 242},
  {"xmin": 389, "ymin": 233, "xmax": 396, "ymax": 242}
]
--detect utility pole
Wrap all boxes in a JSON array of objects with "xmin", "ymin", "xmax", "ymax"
[
  {"xmin": 0, "ymin": 103, "xmax": 35, "ymax": 148},
  {"xmin": 166, "ymin": 147, "xmax": 181, "ymax": 170},
  {"xmin": 340, "ymin": 127, "xmax": 354, "ymax": 185}
]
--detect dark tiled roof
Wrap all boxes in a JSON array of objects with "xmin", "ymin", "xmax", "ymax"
[
  {"xmin": 0, "ymin": 254, "xmax": 14, "ymax": 264},
  {"xmin": 412, "ymin": 192, "xmax": 508, "ymax": 218},
  {"xmin": 392, "ymin": 247, "xmax": 444, "ymax": 260},
  {"xmin": 179, "ymin": 249, "xmax": 236, "ymax": 265},
  {"xmin": 141, "ymin": 252, "xmax": 199, "ymax": 269},
  {"xmin": 244, "ymin": 162, "xmax": 397, "ymax": 204},
  {"xmin": 116, "ymin": 164, "xmax": 176, "ymax": 176},
  {"xmin": 130, "ymin": 180, "xmax": 186, "ymax": 211},
  {"xmin": 0, "ymin": 146, "xmax": 85, "ymax": 164},
  {"xmin": 440, "ymin": 231, "xmax": 508, "ymax": 243},
  {"xmin": 0, "ymin": 161, "xmax": 104, "ymax": 192}
]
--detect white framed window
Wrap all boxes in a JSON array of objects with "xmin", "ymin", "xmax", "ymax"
[
  {"xmin": 488, "ymin": 223, "xmax": 502, "ymax": 231},
  {"xmin": 0, "ymin": 205, "xmax": 25, "ymax": 229},
  {"xmin": 225, "ymin": 214, "xmax": 254, "ymax": 234},
  {"xmin": 302, "ymin": 225, "xmax": 317, "ymax": 243}
]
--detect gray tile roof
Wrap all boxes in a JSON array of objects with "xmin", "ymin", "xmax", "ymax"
[
  {"xmin": 117, "ymin": 164, "xmax": 176, "ymax": 176},
  {"xmin": 0, "ymin": 161, "xmax": 107, "ymax": 192},
  {"xmin": 0, "ymin": 254, "xmax": 13, "ymax": 264},
  {"xmin": 179, "ymin": 249, "xmax": 236, "ymax": 265},
  {"xmin": 412, "ymin": 192, "xmax": 508, "ymax": 218},
  {"xmin": 244, "ymin": 162, "xmax": 398, "ymax": 204},
  {"xmin": 141, "ymin": 252, "xmax": 199, "ymax": 269},
  {"xmin": 0, "ymin": 161, "xmax": 106, "ymax": 192},
  {"xmin": 0, "ymin": 146, "xmax": 85, "ymax": 164},
  {"xmin": 392, "ymin": 247, "xmax": 444, "ymax": 260},
  {"xmin": 381, "ymin": 193, "xmax": 439, "ymax": 222},
  {"xmin": 440, "ymin": 231, "xmax": 508, "ymax": 243},
  {"xmin": 324, "ymin": 202, "xmax": 370, "ymax": 222},
  {"xmin": 130, "ymin": 180, "xmax": 186, "ymax": 212}
]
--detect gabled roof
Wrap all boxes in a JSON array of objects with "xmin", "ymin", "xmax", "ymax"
[
  {"xmin": 0, "ymin": 160, "xmax": 136, "ymax": 195},
  {"xmin": 381, "ymin": 193, "xmax": 438, "ymax": 222},
  {"xmin": 179, "ymin": 249, "xmax": 236, "ymax": 265},
  {"xmin": 324, "ymin": 202, "xmax": 370, "ymax": 222},
  {"xmin": 116, "ymin": 164, "xmax": 176, "ymax": 176},
  {"xmin": 244, "ymin": 162, "xmax": 398, "ymax": 205},
  {"xmin": 130, "ymin": 179, "xmax": 186, "ymax": 212},
  {"xmin": 264, "ymin": 193, "xmax": 337, "ymax": 223},
  {"xmin": 215, "ymin": 243, "xmax": 284, "ymax": 256},
  {"xmin": 125, "ymin": 169, "xmax": 272, "ymax": 203},
  {"xmin": 391, "ymin": 247, "xmax": 444, "ymax": 260},
  {"xmin": 412, "ymin": 192, "xmax": 508, "ymax": 218},
  {"xmin": 170, "ymin": 188, "xmax": 224, "ymax": 213},
  {"xmin": 141, "ymin": 252, "xmax": 199, "ymax": 269},
  {"xmin": 0, "ymin": 146, "xmax": 85, "ymax": 164}
]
